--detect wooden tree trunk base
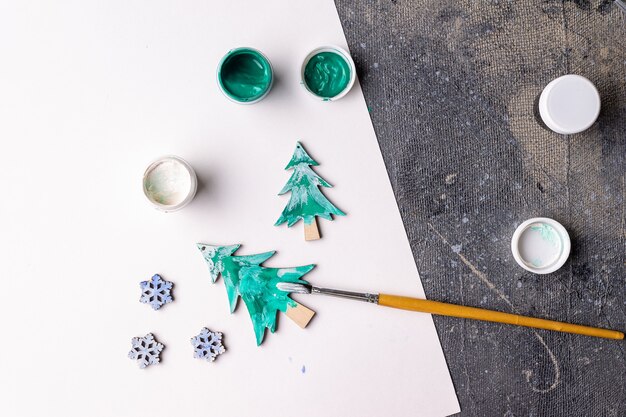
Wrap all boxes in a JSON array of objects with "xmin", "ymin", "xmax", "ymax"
[
  {"xmin": 285, "ymin": 302, "xmax": 316, "ymax": 328},
  {"xmin": 304, "ymin": 218, "xmax": 321, "ymax": 241}
]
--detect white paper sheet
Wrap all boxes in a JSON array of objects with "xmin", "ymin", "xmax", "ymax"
[{"xmin": 0, "ymin": 1, "xmax": 460, "ymax": 416}]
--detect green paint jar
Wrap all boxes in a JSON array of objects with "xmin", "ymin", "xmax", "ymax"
[
  {"xmin": 301, "ymin": 46, "xmax": 356, "ymax": 101},
  {"xmin": 217, "ymin": 47, "xmax": 273, "ymax": 104}
]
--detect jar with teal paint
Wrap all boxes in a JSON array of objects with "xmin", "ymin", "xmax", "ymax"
[
  {"xmin": 217, "ymin": 47, "xmax": 274, "ymax": 104},
  {"xmin": 301, "ymin": 46, "xmax": 356, "ymax": 102}
]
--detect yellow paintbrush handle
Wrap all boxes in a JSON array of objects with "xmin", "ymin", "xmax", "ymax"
[{"xmin": 378, "ymin": 294, "xmax": 624, "ymax": 340}]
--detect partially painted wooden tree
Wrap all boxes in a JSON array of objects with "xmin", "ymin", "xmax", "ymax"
[
  {"xmin": 275, "ymin": 142, "xmax": 345, "ymax": 240},
  {"xmin": 197, "ymin": 243, "xmax": 316, "ymax": 345}
]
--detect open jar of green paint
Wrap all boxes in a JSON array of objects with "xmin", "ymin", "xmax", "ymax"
[
  {"xmin": 301, "ymin": 45, "xmax": 356, "ymax": 102},
  {"xmin": 217, "ymin": 47, "xmax": 274, "ymax": 104}
]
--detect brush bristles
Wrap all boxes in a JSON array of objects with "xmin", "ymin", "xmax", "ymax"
[{"xmin": 276, "ymin": 282, "xmax": 311, "ymax": 294}]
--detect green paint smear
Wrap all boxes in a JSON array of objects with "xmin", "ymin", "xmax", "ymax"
[
  {"xmin": 531, "ymin": 258, "xmax": 543, "ymax": 267},
  {"xmin": 218, "ymin": 49, "xmax": 272, "ymax": 102},
  {"xmin": 530, "ymin": 223, "xmax": 557, "ymax": 245},
  {"xmin": 303, "ymin": 51, "xmax": 351, "ymax": 99},
  {"xmin": 197, "ymin": 243, "xmax": 314, "ymax": 346},
  {"xmin": 275, "ymin": 142, "xmax": 345, "ymax": 227}
]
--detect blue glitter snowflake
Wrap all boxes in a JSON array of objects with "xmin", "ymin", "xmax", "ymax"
[
  {"xmin": 190, "ymin": 328, "xmax": 225, "ymax": 362},
  {"xmin": 140, "ymin": 274, "xmax": 173, "ymax": 310},
  {"xmin": 128, "ymin": 333, "xmax": 164, "ymax": 369}
]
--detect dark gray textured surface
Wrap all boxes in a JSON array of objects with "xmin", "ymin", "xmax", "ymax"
[{"xmin": 334, "ymin": 1, "xmax": 625, "ymax": 416}]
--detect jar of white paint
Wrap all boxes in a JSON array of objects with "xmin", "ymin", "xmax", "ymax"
[{"xmin": 142, "ymin": 156, "xmax": 198, "ymax": 212}]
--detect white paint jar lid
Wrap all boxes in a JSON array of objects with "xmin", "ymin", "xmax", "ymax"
[
  {"xmin": 511, "ymin": 217, "xmax": 571, "ymax": 274},
  {"xmin": 142, "ymin": 155, "xmax": 198, "ymax": 212},
  {"xmin": 539, "ymin": 74, "xmax": 600, "ymax": 134}
]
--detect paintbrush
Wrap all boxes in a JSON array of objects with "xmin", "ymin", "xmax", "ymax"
[{"xmin": 276, "ymin": 283, "xmax": 624, "ymax": 340}]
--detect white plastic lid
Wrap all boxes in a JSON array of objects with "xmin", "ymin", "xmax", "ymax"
[
  {"xmin": 539, "ymin": 74, "xmax": 600, "ymax": 135},
  {"xmin": 511, "ymin": 217, "xmax": 571, "ymax": 274}
]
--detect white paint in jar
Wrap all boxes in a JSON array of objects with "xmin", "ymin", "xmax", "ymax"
[{"xmin": 142, "ymin": 156, "xmax": 197, "ymax": 212}]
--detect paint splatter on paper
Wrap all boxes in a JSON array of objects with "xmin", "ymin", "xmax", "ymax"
[{"xmin": 197, "ymin": 244, "xmax": 315, "ymax": 345}]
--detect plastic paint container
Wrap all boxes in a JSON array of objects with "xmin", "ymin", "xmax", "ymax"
[
  {"xmin": 538, "ymin": 74, "xmax": 600, "ymax": 134},
  {"xmin": 217, "ymin": 47, "xmax": 273, "ymax": 104},
  {"xmin": 511, "ymin": 217, "xmax": 571, "ymax": 274},
  {"xmin": 301, "ymin": 46, "xmax": 356, "ymax": 101},
  {"xmin": 143, "ymin": 156, "xmax": 198, "ymax": 212}
]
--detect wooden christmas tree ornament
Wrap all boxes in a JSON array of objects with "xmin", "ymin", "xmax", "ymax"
[{"xmin": 275, "ymin": 142, "xmax": 345, "ymax": 241}]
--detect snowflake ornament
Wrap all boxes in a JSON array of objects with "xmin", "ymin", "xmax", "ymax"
[
  {"xmin": 128, "ymin": 333, "xmax": 164, "ymax": 369},
  {"xmin": 140, "ymin": 274, "xmax": 173, "ymax": 310},
  {"xmin": 190, "ymin": 328, "xmax": 225, "ymax": 362}
]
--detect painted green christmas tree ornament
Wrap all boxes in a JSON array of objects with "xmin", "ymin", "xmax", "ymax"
[
  {"xmin": 275, "ymin": 142, "xmax": 345, "ymax": 241},
  {"xmin": 197, "ymin": 243, "xmax": 316, "ymax": 345}
]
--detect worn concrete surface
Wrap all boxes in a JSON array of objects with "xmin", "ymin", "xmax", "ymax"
[{"xmin": 334, "ymin": 1, "xmax": 626, "ymax": 416}]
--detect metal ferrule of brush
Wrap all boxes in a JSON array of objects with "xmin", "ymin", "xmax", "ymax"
[{"xmin": 312, "ymin": 286, "xmax": 379, "ymax": 304}]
